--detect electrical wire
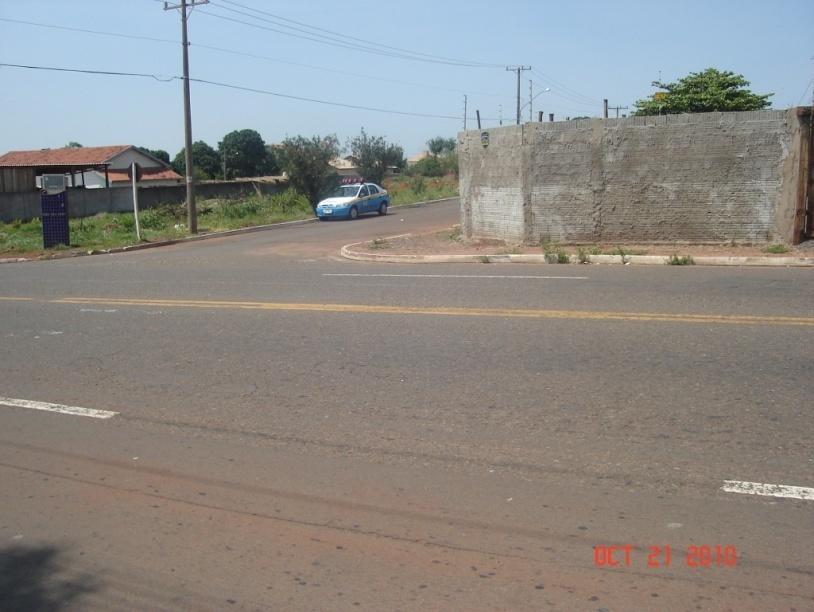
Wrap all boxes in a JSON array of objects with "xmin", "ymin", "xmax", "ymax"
[
  {"xmin": 0, "ymin": 62, "xmax": 176, "ymax": 82},
  {"xmin": 193, "ymin": 42, "xmax": 513, "ymax": 99},
  {"xmin": 0, "ymin": 16, "xmax": 512, "ymax": 100},
  {"xmin": 213, "ymin": 0, "xmax": 505, "ymax": 69},
  {"xmin": 531, "ymin": 69, "xmax": 602, "ymax": 106},
  {"xmin": 0, "ymin": 62, "xmax": 468, "ymax": 119},
  {"xmin": 201, "ymin": 3, "xmax": 500, "ymax": 68},
  {"xmin": 0, "ymin": 16, "xmax": 177, "ymax": 45}
]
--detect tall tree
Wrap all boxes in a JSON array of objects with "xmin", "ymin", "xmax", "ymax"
[
  {"xmin": 348, "ymin": 129, "xmax": 404, "ymax": 184},
  {"xmin": 172, "ymin": 141, "xmax": 220, "ymax": 179},
  {"xmin": 218, "ymin": 129, "xmax": 270, "ymax": 178},
  {"xmin": 136, "ymin": 147, "xmax": 170, "ymax": 164},
  {"xmin": 633, "ymin": 68, "xmax": 773, "ymax": 116},
  {"xmin": 426, "ymin": 137, "xmax": 456, "ymax": 156},
  {"xmin": 277, "ymin": 135, "xmax": 340, "ymax": 212},
  {"xmin": 64, "ymin": 142, "xmax": 83, "ymax": 148}
]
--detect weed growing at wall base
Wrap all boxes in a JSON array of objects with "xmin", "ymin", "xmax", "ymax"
[{"xmin": 668, "ymin": 255, "xmax": 695, "ymax": 265}]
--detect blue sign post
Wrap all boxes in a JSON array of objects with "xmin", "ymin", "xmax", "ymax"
[{"xmin": 40, "ymin": 175, "xmax": 70, "ymax": 248}]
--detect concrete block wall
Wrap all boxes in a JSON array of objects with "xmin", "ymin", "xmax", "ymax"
[
  {"xmin": 459, "ymin": 109, "xmax": 810, "ymax": 244},
  {"xmin": 0, "ymin": 180, "xmax": 285, "ymax": 223},
  {"xmin": 459, "ymin": 127, "xmax": 525, "ymax": 241}
]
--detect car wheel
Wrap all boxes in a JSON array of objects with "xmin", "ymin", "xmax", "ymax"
[
  {"xmin": 348, "ymin": 206, "xmax": 358, "ymax": 220},
  {"xmin": 378, "ymin": 202, "xmax": 388, "ymax": 216}
]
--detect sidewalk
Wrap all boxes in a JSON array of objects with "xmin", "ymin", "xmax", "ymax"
[{"xmin": 341, "ymin": 227, "xmax": 814, "ymax": 267}]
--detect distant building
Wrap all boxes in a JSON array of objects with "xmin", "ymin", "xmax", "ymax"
[
  {"xmin": 0, "ymin": 145, "xmax": 182, "ymax": 192},
  {"xmin": 407, "ymin": 151, "xmax": 431, "ymax": 167},
  {"xmin": 329, "ymin": 156, "xmax": 361, "ymax": 177}
]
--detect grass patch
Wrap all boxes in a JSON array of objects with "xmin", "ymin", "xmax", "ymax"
[
  {"xmin": 383, "ymin": 175, "xmax": 458, "ymax": 206},
  {"xmin": 0, "ymin": 189, "xmax": 313, "ymax": 256},
  {"xmin": 447, "ymin": 226, "xmax": 462, "ymax": 242},
  {"xmin": 763, "ymin": 244, "xmax": 789, "ymax": 254},
  {"xmin": 369, "ymin": 238, "xmax": 389, "ymax": 250},
  {"xmin": 544, "ymin": 250, "xmax": 571, "ymax": 264},
  {"xmin": 667, "ymin": 254, "xmax": 694, "ymax": 265}
]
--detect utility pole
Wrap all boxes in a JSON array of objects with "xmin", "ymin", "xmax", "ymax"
[
  {"xmin": 463, "ymin": 95, "xmax": 467, "ymax": 131},
  {"xmin": 506, "ymin": 66, "xmax": 531, "ymax": 125},
  {"xmin": 164, "ymin": 0, "xmax": 208, "ymax": 234},
  {"xmin": 607, "ymin": 104, "xmax": 629, "ymax": 118},
  {"xmin": 529, "ymin": 80, "xmax": 533, "ymax": 123}
]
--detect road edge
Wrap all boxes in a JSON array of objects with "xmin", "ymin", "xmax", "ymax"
[
  {"xmin": 341, "ymin": 236, "xmax": 814, "ymax": 267},
  {"xmin": 0, "ymin": 196, "xmax": 459, "ymax": 265}
]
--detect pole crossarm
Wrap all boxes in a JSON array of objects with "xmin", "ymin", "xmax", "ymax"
[{"xmin": 163, "ymin": 0, "xmax": 209, "ymax": 10}]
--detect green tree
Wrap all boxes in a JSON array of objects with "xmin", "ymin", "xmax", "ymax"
[
  {"xmin": 136, "ymin": 147, "xmax": 170, "ymax": 164},
  {"xmin": 277, "ymin": 135, "xmax": 341, "ymax": 212},
  {"xmin": 218, "ymin": 129, "xmax": 271, "ymax": 178},
  {"xmin": 348, "ymin": 129, "xmax": 404, "ymax": 185},
  {"xmin": 633, "ymin": 68, "xmax": 773, "ymax": 116},
  {"xmin": 64, "ymin": 142, "xmax": 83, "ymax": 148},
  {"xmin": 426, "ymin": 137, "xmax": 456, "ymax": 156},
  {"xmin": 264, "ymin": 144, "xmax": 280, "ymax": 176},
  {"xmin": 172, "ymin": 141, "xmax": 220, "ymax": 179},
  {"xmin": 408, "ymin": 156, "xmax": 444, "ymax": 177}
]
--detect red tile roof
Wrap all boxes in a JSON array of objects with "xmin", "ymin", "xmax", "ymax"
[
  {"xmin": 0, "ymin": 145, "xmax": 132, "ymax": 167},
  {"xmin": 106, "ymin": 167, "xmax": 183, "ymax": 183}
]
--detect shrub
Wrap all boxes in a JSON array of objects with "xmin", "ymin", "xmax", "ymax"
[{"xmin": 409, "ymin": 156, "xmax": 444, "ymax": 177}]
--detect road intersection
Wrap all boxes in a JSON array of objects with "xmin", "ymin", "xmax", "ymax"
[{"xmin": 1, "ymin": 200, "xmax": 812, "ymax": 610}]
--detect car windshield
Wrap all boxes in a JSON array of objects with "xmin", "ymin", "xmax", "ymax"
[{"xmin": 329, "ymin": 186, "xmax": 360, "ymax": 198}]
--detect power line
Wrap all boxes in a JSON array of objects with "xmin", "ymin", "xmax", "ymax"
[
  {"xmin": 0, "ymin": 62, "xmax": 467, "ymax": 120},
  {"xmin": 212, "ymin": 0, "xmax": 504, "ymax": 68},
  {"xmin": 0, "ymin": 16, "xmax": 510, "ymax": 99},
  {"xmin": 201, "ymin": 3, "xmax": 501, "ymax": 68},
  {"xmin": 0, "ymin": 17, "xmax": 177, "ymax": 45},
  {"xmin": 531, "ymin": 69, "xmax": 601, "ymax": 106},
  {"xmin": 0, "ymin": 62, "xmax": 176, "ymax": 81}
]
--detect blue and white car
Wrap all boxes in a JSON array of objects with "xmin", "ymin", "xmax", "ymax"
[{"xmin": 316, "ymin": 183, "xmax": 390, "ymax": 220}]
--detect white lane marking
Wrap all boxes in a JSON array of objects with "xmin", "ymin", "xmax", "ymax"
[
  {"xmin": 80, "ymin": 308, "xmax": 118, "ymax": 313},
  {"xmin": 323, "ymin": 273, "xmax": 588, "ymax": 280},
  {"xmin": 721, "ymin": 480, "xmax": 814, "ymax": 501},
  {"xmin": 0, "ymin": 397, "xmax": 118, "ymax": 419}
]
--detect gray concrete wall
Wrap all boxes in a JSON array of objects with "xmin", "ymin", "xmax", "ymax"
[
  {"xmin": 459, "ymin": 109, "xmax": 811, "ymax": 244},
  {"xmin": 0, "ymin": 180, "xmax": 286, "ymax": 223}
]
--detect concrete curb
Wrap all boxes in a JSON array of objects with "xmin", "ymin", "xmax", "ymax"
[
  {"xmin": 0, "ymin": 196, "xmax": 457, "ymax": 265},
  {"xmin": 390, "ymin": 196, "xmax": 458, "ymax": 210},
  {"xmin": 341, "ymin": 237, "xmax": 814, "ymax": 267}
]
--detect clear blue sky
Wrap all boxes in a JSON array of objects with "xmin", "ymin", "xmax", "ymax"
[{"xmin": 1, "ymin": 0, "xmax": 812, "ymax": 157}]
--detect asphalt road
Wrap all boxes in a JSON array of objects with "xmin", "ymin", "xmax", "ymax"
[{"xmin": 1, "ymin": 199, "xmax": 812, "ymax": 611}]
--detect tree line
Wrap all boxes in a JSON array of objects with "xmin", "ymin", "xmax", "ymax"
[{"xmin": 137, "ymin": 128, "xmax": 457, "ymax": 212}]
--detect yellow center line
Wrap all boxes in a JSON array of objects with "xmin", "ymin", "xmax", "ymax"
[{"xmin": 1, "ymin": 295, "xmax": 812, "ymax": 327}]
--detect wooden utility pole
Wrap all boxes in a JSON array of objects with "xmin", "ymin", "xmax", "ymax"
[{"xmin": 164, "ymin": 0, "xmax": 208, "ymax": 234}]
